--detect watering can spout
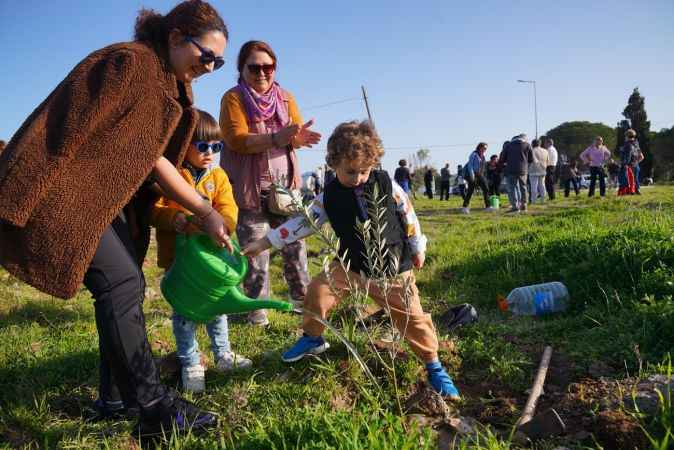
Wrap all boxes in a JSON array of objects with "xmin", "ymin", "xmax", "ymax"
[{"xmin": 225, "ymin": 287, "xmax": 294, "ymax": 314}]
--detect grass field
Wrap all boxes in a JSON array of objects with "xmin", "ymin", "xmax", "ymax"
[{"xmin": 1, "ymin": 186, "xmax": 673, "ymax": 449}]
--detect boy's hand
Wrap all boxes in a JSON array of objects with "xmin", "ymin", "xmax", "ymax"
[
  {"xmin": 173, "ymin": 213, "xmax": 188, "ymax": 233},
  {"xmin": 412, "ymin": 252, "xmax": 425, "ymax": 269},
  {"xmin": 242, "ymin": 237, "xmax": 272, "ymax": 258}
]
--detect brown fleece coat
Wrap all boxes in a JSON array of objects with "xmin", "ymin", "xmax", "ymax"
[{"xmin": 0, "ymin": 41, "xmax": 197, "ymax": 299}]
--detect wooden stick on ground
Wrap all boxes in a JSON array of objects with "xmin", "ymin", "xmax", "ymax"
[{"xmin": 517, "ymin": 345, "xmax": 553, "ymax": 427}]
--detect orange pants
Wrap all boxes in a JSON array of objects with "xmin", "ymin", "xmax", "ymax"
[{"xmin": 303, "ymin": 264, "xmax": 439, "ymax": 362}]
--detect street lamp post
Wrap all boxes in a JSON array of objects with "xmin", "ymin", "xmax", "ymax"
[{"xmin": 517, "ymin": 79, "xmax": 538, "ymax": 139}]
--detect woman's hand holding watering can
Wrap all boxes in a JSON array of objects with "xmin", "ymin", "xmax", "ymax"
[
  {"xmin": 194, "ymin": 207, "xmax": 234, "ymax": 253},
  {"xmin": 173, "ymin": 213, "xmax": 189, "ymax": 233}
]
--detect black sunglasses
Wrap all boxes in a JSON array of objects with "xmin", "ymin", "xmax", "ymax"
[
  {"xmin": 194, "ymin": 141, "xmax": 224, "ymax": 154},
  {"xmin": 247, "ymin": 64, "xmax": 276, "ymax": 76},
  {"xmin": 186, "ymin": 37, "xmax": 225, "ymax": 70}
]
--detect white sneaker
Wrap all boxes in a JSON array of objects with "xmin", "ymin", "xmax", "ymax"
[
  {"xmin": 215, "ymin": 352, "xmax": 253, "ymax": 372},
  {"xmin": 485, "ymin": 206, "xmax": 497, "ymax": 212},
  {"xmin": 460, "ymin": 207, "xmax": 470, "ymax": 214},
  {"xmin": 181, "ymin": 364, "xmax": 205, "ymax": 393}
]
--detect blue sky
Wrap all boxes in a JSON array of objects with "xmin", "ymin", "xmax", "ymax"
[{"xmin": 1, "ymin": 0, "xmax": 673, "ymax": 174}]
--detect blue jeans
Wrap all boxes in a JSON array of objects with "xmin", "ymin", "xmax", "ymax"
[
  {"xmin": 634, "ymin": 164, "xmax": 640, "ymax": 191},
  {"xmin": 506, "ymin": 174, "xmax": 527, "ymax": 209},
  {"xmin": 172, "ymin": 313, "xmax": 230, "ymax": 367}
]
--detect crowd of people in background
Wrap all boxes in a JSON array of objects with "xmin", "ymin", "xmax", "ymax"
[{"xmin": 383, "ymin": 129, "xmax": 648, "ymax": 214}]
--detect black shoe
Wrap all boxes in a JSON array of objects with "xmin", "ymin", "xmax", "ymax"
[
  {"xmin": 132, "ymin": 392, "xmax": 217, "ymax": 440},
  {"xmin": 89, "ymin": 398, "xmax": 140, "ymax": 421},
  {"xmin": 635, "ymin": 190, "xmax": 642, "ymax": 195}
]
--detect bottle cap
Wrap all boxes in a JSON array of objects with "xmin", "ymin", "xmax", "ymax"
[{"xmin": 497, "ymin": 295, "xmax": 508, "ymax": 312}]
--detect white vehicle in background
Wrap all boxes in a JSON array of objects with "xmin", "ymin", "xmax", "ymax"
[
  {"xmin": 578, "ymin": 173, "xmax": 608, "ymax": 189},
  {"xmin": 578, "ymin": 173, "xmax": 591, "ymax": 189},
  {"xmin": 301, "ymin": 171, "xmax": 321, "ymax": 202}
]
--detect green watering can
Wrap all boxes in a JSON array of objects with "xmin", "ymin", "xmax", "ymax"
[{"xmin": 160, "ymin": 233, "xmax": 293, "ymax": 323}]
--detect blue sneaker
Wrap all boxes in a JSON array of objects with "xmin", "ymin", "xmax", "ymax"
[
  {"xmin": 426, "ymin": 361, "xmax": 461, "ymax": 401},
  {"xmin": 282, "ymin": 334, "xmax": 330, "ymax": 362}
]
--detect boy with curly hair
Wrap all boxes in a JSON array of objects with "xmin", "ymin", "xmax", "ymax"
[{"xmin": 242, "ymin": 120, "xmax": 460, "ymax": 399}]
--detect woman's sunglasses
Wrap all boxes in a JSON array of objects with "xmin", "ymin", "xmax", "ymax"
[
  {"xmin": 186, "ymin": 37, "xmax": 225, "ymax": 70},
  {"xmin": 247, "ymin": 64, "xmax": 275, "ymax": 76},
  {"xmin": 194, "ymin": 141, "xmax": 224, "ymax": 154}
]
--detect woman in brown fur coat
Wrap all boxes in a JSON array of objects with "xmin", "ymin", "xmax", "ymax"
[{"xmin": 0, "ymin": 0, "xmax": 229, "ymax": 439}]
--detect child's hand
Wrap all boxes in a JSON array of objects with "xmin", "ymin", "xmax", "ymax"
[
  {"xmin": 173, "ymin": 213, "xmax": 189, "ymax": 233},
  {"xmin": 412, "ymin": 252, "xmax": 425, "ymax": 269},
  {"xmin": 242, "ymin": 237, "xmax": 272, "ymax": 258}
]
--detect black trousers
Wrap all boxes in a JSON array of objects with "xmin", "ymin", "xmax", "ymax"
[
  {"xmin": 588, "ymin": 166, "xmax": 606, "ymax": 197},
  {"xmin": 564, "ymin": 178, "xmax": 580, "ymax": 197},
  {"xmin": 545, "ymin": 166, "xmax": 556, "ymax": 200},
  {"xmin": 424, "ymin": 181, "xmax": 433, "ymax": 199},
  {"xmin": 439, "ymin": 180, "xmax": 450, "ymax": 200},
  {"xmin": 488, "ymin": 175, "xmax": 502, "ymax": 196},
  {"xmin": 83, "ymin": 213, "xmax": 166, "ymax": 408},
  {"xmin": 463, "ymin": 175, "xmax": 490, "ymax": 208}
]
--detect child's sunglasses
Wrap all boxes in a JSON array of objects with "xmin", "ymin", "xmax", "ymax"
[
  {"xmin": 247, "ymin": 64, "xmax": 275, "ymax": 76},
  {"xmin": 194, "ymin": 141, "xmax": 224, "ymax": 154},
  {"xmin": 186, "ymin": 37, "xmax": 225, "ymax": 70}
]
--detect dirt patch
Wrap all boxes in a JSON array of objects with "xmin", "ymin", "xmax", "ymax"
[
  {"xmin": 594, "ymin": 409, "xmax": 649, "ymax": 450},
  {"xmin": 451, "ymin": 341, "xmax": 653, "ymax": 448}
]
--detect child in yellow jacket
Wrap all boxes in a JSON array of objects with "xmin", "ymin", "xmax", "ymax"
[{"xmin": 151, "ymin": 109, "xmax": 251, "ymax": 393}]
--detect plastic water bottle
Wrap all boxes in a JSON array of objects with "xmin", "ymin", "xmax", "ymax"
[{"xmin": 497, "ymin": 282, "xmax": 569, "ymax": 316}]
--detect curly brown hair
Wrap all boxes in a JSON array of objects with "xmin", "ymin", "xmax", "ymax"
[{"xmin": 326, "ymin": 121, "xmax": 384, "ymax": 169}]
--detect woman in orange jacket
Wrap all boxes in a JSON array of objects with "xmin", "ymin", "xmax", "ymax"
[{"xmin": 219, "ymin": 41, "xmax": 321, "ymax": 326}]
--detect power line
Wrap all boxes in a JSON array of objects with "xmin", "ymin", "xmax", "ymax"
[{"xmin": 303, "ymin": 97, "xmax": 361, "ymax": 111}]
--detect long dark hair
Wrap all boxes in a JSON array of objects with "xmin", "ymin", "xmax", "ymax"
[{"xmin": 134, "ymin": 0, "xmax": 228, "ymax": 47}]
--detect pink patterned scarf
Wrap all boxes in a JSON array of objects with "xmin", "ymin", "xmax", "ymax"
[{"xmin": 237, "ymin": 79, "xmax": 289, "ymax": 126}]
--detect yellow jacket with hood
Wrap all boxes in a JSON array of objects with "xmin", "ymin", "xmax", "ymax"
[{"xmin": 150, "ymin": 165, "xmax": 238, "ymax": 269}]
